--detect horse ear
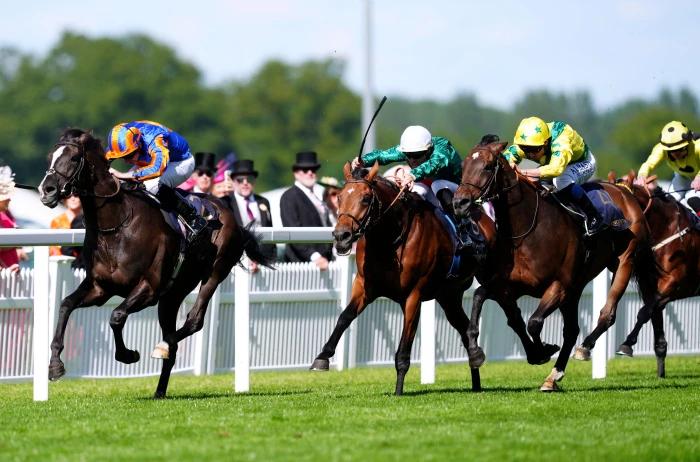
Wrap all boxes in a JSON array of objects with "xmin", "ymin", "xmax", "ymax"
[
  {"xmin": 366, "ymin": 161, "xmax": 380, "ymax": 181},
  {"xmin": 343, "ymin": 162, "xmax": 353, "ymax": 180},
  {"xmin": 491, "ymin": 141, "xmax": 508, "ymax": 154},
  {"xmin": 626, "ymin": 170, "xmax": 635, "ymax": 186},
  {"xmin": 607, "ymin": 170, "xmax": 617, "ymax": 183}
]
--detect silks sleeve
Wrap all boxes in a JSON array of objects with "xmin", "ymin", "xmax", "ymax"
[
  {"xmin": 361, "ymin": 145, "xmax": 406, "ymax": 166},
  {"xmin": 132, "ymin": 135, "xmax": 170, "ymax": 180},
  {"xmin": 638, "ymin": 144, "xmax": 665, "ymax": 178},
  {"xmin": 502, "ymin": 145, "xmax": 523, "ymax": 166},
  {"xmin": 539, "ymin": 127, "xmax": 575, "ymax": 178}
]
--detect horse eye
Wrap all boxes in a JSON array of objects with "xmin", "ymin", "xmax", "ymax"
[
  {"xmin": 483, "ymin": 164, "xmax": 495, "ymax": 172},
  {"xmin": 361, "ymin": 195, "xmax": 371, "ymax": 204}
]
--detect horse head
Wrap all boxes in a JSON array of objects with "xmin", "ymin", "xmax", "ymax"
[
  {"xmin": 454, "ymin": 140, "xmax": 509, "ymax": 217},
  {"xmin": 39, "ymin": 129, "xmax": 115, "ymax": 208},
  {"xmin": 332, "ymin": 161, "xmax": 400, "ymax": 254}
]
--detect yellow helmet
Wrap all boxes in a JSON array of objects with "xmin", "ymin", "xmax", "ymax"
[
  {"xmin": 660, "ymin": 121, "xmax": 692, "ymax": 151},
  {"xmin": 514, "ymin": 117, "xmax": 550, "ymax": 146}
]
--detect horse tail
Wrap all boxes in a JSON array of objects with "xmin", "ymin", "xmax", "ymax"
[{"xmin": 239, "ymin": 223, "xmax": 276, "ymax": 269}]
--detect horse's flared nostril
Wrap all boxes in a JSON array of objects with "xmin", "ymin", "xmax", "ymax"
[
  {"xmin": 44, "ymin": 185, "xmax": 57, "ymax": 196},
  {"xmin": 333, "ymin": 230, "xmax": 352, "ymax": 243}
]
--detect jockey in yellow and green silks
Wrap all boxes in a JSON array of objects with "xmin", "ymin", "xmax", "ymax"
[
  {"xmin": 635, "ymin": 121, "xmax": 700, "ymax": 214},
  {"xmin": 502, "ymin": 116, "xmax": 603, "ymax": 236}
]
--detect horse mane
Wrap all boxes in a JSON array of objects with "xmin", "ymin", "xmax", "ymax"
[{"xmin": 58, "ymin": 128, "xmax": 104, "ymax": 152}]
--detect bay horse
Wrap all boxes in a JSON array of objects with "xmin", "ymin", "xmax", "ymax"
[
  {"xmin": 38, "ymin": 128, "xmax": 273, "ymax": 398},
  {"xmin": 310, "ymin": 162, "xmax": 493, "ymax": 395},
  {"xmin": 453, "ymin": 141, "xmax": 657, "ymax": 391},
  {"xmin": 614, "ymin": 172, "xmax": 700, "ymax": 377}
]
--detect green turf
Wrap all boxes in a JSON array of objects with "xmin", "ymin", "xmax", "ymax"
[{"xmin": 1, "ymin": 356, "xmax": 699, "ymax": 461}]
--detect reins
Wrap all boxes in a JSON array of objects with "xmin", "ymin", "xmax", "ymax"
[{"xmin": 48, "ymin": 140, "xmax": 121, "ymax": 199}]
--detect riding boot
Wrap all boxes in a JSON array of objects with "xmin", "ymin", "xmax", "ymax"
[
  {"xmin": 437, "ymin": 188, "xmax": 487, "ymax": 260},
  {"xmin": 686, "ymin": 196, "xmax": 700, "ymax": 216},
  {"xmin": 157, "ymin": 185, "xmax": 207, "ymax": 241},
  {"xmin": 560, "ymin": 184, "xmax": 604, "ymax": 237}
]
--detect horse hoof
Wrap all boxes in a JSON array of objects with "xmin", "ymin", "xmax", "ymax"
[
  {"xmin": 309, "ymin": 358, "xmax": 330, "ymax": 371},
  {"xmin": 540, "ymin": 380, "xmax": 561, "ymax": 392},
  {"xmin": 151, "ymin": 342, "xmax": 170, "ymax": 360},
  {"xmin": 48, "ymin": 361, "xmax": 66, "ymax": 381},
  {"xmin": 616, "ymin": 344, "xmax": 634, "ymax": 357},
  {"xmin": 115, "ymin": 349, "xmax": 140, "ymax": 364},
  {"xmin": 573, "ymin": 346, "xmax": 591, "ymax": 361},
  {"xmin": 468, "ymin": 348, "xmax": 486, "ymax": 368}
]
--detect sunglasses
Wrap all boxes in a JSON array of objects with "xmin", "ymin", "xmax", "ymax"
[
  {"xmin": 196, "ymin": 170, "xmax": 213, "ymax": 178},
  {"xmin": 234, "ymin": 175, "xmax": 256, "ymax": 184},
  {"xmin": 296, "ymin": 167, "xmax": 318, "ymax": 174},
  {"xmin": 404, "ymin": 150, "xmax": 427, "ymax": 159},
  {"xmin": 519, "ymin": 145, "xmax": 543, "ymax": 155}
]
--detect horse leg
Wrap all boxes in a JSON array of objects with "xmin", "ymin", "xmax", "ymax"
[
  {"xmin": 541, "ymin": 295, "xmax": 581, "ymax": 392},
  {"xmin": 436, "ymin": 291, "xmax": 481, "ymax": 392},
  {"xmin": 394, "ymin": 290, "xmax": 422, "ymax": 396},
  {"xmin": 465, "ymin": 286, "xmax": 488, "ymax": 368},
  {"xmin": 49, "ymin": 279, "xmax": 108, "ymax": 380},
  {"xmin": 153, "ymin": 287, "xmax": 191, "ymax": 399},
  {"xmin": 110, "ymin": 282, "xmax": 156, "ymax": 364},
  {"xmin": 311, "ymin": 277, "xmax": 372, "ymax": 371},
  {"xmin": 577, "ymin": 259, "xmax": 635, "ymax": 359},
  {"xmin": 651, "ymin": 309, "xmax": 668, "ymax": 378},
  {"xmin": 616, "ymin": 297, "xmax": 668, "ymax": 357},
  {"xmin": 526, "ymin": 284, "xmax": 565, "ymax": 365}
]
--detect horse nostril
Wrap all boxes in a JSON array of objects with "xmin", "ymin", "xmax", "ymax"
[
  {"xmin": 333, "ymin": 230, "xmax": 351, "ymax": 242},
  {"xmin": 44, "ymin": 185, "xmax": 56, "ymax": 195}
]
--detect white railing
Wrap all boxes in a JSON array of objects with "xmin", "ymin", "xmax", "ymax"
[{"xmin": 2, "ymin": 228, "xmax": 700, "ymax": 401}]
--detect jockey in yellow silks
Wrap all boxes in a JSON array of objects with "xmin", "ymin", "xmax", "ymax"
[
  {"xmin": 502, "ymin": 116, "xmax": 603, "ymax": 236},
  {"xmin": 635, "ymin": 121, "xmax": 700, "ymax": 214}
]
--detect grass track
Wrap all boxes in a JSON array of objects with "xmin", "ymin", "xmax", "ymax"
[{"xmin": 1, "ymin": 356, "xmax": 699, "ymax": 461}]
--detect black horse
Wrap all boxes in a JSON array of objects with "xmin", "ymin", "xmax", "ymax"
[{"xmin": 38, "ymin": 128, "xmax": 273, "ymax": 398}]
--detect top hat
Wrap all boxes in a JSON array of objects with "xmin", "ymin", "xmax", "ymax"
[
  {"xmin": 230, "ymin": 159, "xmax": 258, "ymax": 178},
  {"xmin": 292, "ymin": 151, "xmax": 321, "ymax": 170},
  {"xmin": 194, "ymin": 152, "xmax": 217, "ymax": 174}
]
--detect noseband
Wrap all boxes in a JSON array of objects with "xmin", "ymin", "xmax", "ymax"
[
  {"xmin": 459, "ymin": 155, "xmax": 503, "ymax": 206},
  {"xmin": 46, "ymin": 140, "xmax": 119, "ymax": 198},
  {"xmin": 337, "ymin": 179, "xmax": 407, "ymax": 241}
]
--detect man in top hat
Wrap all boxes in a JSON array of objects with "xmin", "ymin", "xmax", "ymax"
[
  {"xmin": 222, "ymin": 159, "xmax": 277, "ymax": 267},
  {"xmin": 192, "ymin": 152, "xmax": 217, "ymax": 194},
  {"xmin": 280, "ymin": 151, "xmax": 334, "ymax": 269}
]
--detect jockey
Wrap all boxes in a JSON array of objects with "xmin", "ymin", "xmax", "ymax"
[
  {"xmin": 351, "ymin": 126, "xmax": 486, "ymax": 256},
  {"xmin": 635, "ymin": 121, "xmax": 700, "ymax": 214},
  {"xmin": 105, "ymin": 120, "xmax": 207, "ymax": 239},
  {"xmin": 502, "ymin": 116, "xmax": 603, "ymax": 236},
  {"xmin": 351, "ymin": 125, "xmax": 462, "ymax": 211}
]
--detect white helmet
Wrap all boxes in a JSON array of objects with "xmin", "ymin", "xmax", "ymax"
[{"xmin": 399, "ymin": 126, "xmax": 433, "ymax": 153}]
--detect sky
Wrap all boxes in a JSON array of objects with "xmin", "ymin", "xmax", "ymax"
[{"xmin": 2, "ymin": 0, "xmax": 698, "ymax": 110}]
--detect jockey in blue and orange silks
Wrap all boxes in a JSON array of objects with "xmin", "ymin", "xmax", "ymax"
[{"xmin": 105, "ymin": 120, "xmax": 207, "ymax": 239}]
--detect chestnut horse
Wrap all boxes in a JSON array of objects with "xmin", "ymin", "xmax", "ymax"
[
  {"xmin": 615, "ymin": 172, "xmax": 700, "ymax": 377},
  {"xmin": 310, "ymin": 162, "xmax": 491, "ymax": 395},
  {"xmin": 38, "ymin": 128, "xmax": 273, "ymax": 398},
  {"xmin": 453, "ymin": 141, "xmax": 657, "ymax": 391}
]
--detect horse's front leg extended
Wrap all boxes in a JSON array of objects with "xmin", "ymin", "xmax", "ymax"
[
  {"xmin": 394, "ymin": 290, "xmax": 422, "ymax": 396},
  {"xmin": 49, "ymin": 279, "xmax": 108, "ymax": 381},
  {"xmin": 466, "ymin": 286, "xmax": 488, "ymax": 368},
  {"xmin": 526, "ymin": 283, "xmax": 564, "ymax": 365},
  {"xmin": 110, "ymin": 281, "xmax": 155, "ymax": 364},
  {"xmin": 311, "ymin": 277, "xmax": 372, "ymax": 371}
]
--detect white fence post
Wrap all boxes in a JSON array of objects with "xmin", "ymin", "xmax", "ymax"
[
  {"xmin": 205, "ymin": 284, "xmax": 221, "ymax": 375},
  {"xmin": 592, "ymin": 270, "xmax": 609, "ymax": 379},
  {"xmin": 335, "ymin": 254, "xmax": 354, "ymax": 371},
  {"xmin": 32, "ymin": 246, "xmax": 50, "ymax": 402},
  {"xmin": 234, "ymin": 260, "xmax": 250, "ymax": 392},
  {"xmin": 420, "ymin": 299, "xmax": 436, "ymax": 384}
]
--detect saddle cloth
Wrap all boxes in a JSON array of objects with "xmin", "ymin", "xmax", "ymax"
[{"xmin": 580, "ymin": 183, "xmax": 629, "ymax": 231}]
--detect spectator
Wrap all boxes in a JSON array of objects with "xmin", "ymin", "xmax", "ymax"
[
  {"xmin": 49, "ymin": 195, "xmax": 82, "ymax": 257},
  {"xmin": 280, "ymin": 151, "xmax": 334, "ymax": 269},
  {"xmin": 222, "ymin": 159, "xmax": 276, "ymax": 270},
  {"xmin": 192, "ymin": 152, "xmax": 216, "ymax": 194},
  {"xmin": 62, "ymin": 214, "xmax": 87, "ymax": 270},
  {"xmin": 319, "ymin": 176, "xmax": 343, "ymax": 226},
  {"xmin": 0, "ymin": 166, "xmax": 27, "ymax": 273}
]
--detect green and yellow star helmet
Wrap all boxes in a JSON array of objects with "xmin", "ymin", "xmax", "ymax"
[
  {"xmin": 660, "ymin": 121, "xmax": 692, "ymax": 151},
  {"xmin": 514, "ymin": 116, "xmax": 550, "ymax": 147}
]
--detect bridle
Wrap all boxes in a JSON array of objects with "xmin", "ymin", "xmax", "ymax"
[
  {"xmin": 46, "ymin": 140, "xmax": 120, "ymax": 199},
  {"xmin": 336, "ymin": 178, "xmax": 407, "ymax": 242}
]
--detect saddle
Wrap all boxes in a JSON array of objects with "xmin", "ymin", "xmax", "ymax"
[
  {"xmin": 549, "ymin": 183, "xmax": 630, "ymax": 233},
  {"xmin": 434, "ymin": 207, "xmax": 487, "ymax": 278}
]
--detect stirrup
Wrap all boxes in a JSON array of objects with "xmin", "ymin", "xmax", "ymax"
[
  {"xmin": 583, "ymin": 217, "xmax": 604, "ymax": 237},
  {"xmin": 182, "ymin": 216, "xmax": 208, "ymax": 242}
]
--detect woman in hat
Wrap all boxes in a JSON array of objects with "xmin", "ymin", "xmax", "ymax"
[{"xmin": 0, "ymin": 166, "xmax": 27, "ymax": 273}]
